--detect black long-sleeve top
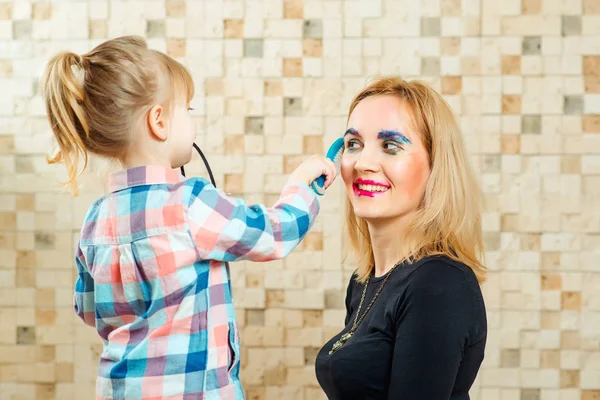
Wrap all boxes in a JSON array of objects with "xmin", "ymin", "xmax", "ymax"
[{"xmin": 315, "ymin": 255, "xmax": 487, "ymax": 400}]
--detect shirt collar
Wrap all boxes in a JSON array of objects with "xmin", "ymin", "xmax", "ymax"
[{"xmin": 108, "ymin": 165, "xmax": 185, "ymax": 192}]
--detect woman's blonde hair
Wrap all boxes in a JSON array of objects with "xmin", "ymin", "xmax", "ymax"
[
  {"xmin": 345, "ymin": 77, "xmax": 486, "ymax": 283},
  {"xmin": 41, "ymin": 35, "xmax": 194, "ymax": 196}
]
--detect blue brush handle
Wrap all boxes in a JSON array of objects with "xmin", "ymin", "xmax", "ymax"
[{"xmin": 311, "ymin": 137, "xmax": 344, "ymax": 195}]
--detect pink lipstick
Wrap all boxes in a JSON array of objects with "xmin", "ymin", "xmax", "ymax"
[{"xmin": 353, "ymin": 178, "xmax": 390, "ymax": 198}]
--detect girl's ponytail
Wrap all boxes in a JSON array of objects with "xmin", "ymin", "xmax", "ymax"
[{"xmin": 41, "ymin": 51, "xmax": 89, "ymax": 196}]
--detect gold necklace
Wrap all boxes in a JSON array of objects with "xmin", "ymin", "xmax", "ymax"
[{"xmin": 329, "ymin": 263, "xmax": 399, "ymax": 355}]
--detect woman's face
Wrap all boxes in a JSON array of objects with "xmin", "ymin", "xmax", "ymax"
[{"xmin": 341, "ymin": 95, "xmax": 431, "ymax": 224}]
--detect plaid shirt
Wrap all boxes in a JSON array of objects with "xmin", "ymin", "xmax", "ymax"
[{"xmin": 74, "ymin": 165, "xmax": 320, "ymax": 400}]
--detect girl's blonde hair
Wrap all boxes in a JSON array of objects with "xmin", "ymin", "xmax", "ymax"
[
  {"xmin": 345, "ymin": 77, "xmax": 486, "ymax": 283},
  {"xmin": 41, "ymin": 35, "xmax": 194, "ymax": 196}
]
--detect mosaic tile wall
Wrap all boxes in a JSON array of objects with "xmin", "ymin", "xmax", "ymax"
[{"xmin": 0, "ymin": 0, "xmax": 599, "ymax": 399}]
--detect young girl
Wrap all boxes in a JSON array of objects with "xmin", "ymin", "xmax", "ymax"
[{"xmin": 41, "ymin": 35, "xmax": 336, "ymax": 400}]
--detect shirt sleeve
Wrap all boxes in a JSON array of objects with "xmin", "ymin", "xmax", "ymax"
[
  {"xmin": 186, "ymin": 177, "xmax": 320, "ymax": 262},
  {"xmin": 387, "ymin": 262, "xmax": 476, "ymax": 399},
  {"xmin": 74, "ymin": 247, "xmax": 96, "ymax": 327}
]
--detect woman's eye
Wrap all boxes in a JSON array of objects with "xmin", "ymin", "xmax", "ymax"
[
  {"xmin": 346, "ymin": 140, "xmax": 360, "ymax": 150},
  {"xmin": 384, "ymin": 141, "xmax": 403, "ymax": 152}
]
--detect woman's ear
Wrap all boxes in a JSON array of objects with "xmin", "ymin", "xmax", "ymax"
[{"xmin": 147, "ymin": 105, "xmax": 168, "ymax": 141}]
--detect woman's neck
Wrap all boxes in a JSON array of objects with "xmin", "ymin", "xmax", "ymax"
[{"xmin": 368, "ymin": 216, "xmax": 411, "ymax": 278}]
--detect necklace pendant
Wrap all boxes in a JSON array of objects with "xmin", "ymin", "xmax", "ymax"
[{"xmin": 329, "ymin": 332, "xmax": 353, "ymax": 355}]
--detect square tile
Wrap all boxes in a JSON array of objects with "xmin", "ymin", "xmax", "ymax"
[
  {"xmin": 283, "ymin": 58, "xmax": 302, "ymax": 77},
  {"xmin": 421, "ymin": 17, "xmax": 441, "ymax": 37},
  {"xmin": 283, "ymin": 97, "xmax": 302, "ymax": 116},
  {"xmin": 16, "ymin": 326, "xmax": 35, "ymax": 345},
  {"xmin": 520, "ymin": 389, "xmax": 540, "ymax": 400},
  {"xmin": 562, "ymin": 16, "xmax": 581, "ymax": 36},
  {"xmin": 245, "ymin": 117, "xmax": 264, "ymax": 135},
  {"xmin": 224, "ymin": 19, "xmax": 244, "ymax": 39},
  {"xmin": 522, "ymin": 115, "xmax": 541, "ymax": 134},
  {"xmin": 284, "ymin": 0, "xmax": 303, "ymax": 19},
  {"xmin": 146, "ymin": 20, "xmax": 165, "ymax": 38},
  {"xmin": 303, "ymin": 19, "xmax": 322, "ymax": 38},
  {"xmin": 244, "ymin": 39, "xmax": 263, "ymax": 57},
  {"xmin": 564, "ymin": 96, "xmax": 583, "ymax": 115},
  {"xmin": 0, "ymin": 3, "xmax": 12, "ymax": 19},
  {"xmin": 522, "ymin": 37, "xmax": 542, "ymax": 55},
  {"xmin": 303, "ymin": 39, "xmax": 322, "ymax": 57},
  {"xmin": 522, "ymin": 0, "xmax": 542, "ymax": 14},
  {"xmin": 421, "ymin": 57, "xmax": 440, "ymax": 75},
  {"xmin": 12, "ymin": 21, "xmax": 31, "ymax": 40},
  {"xmin": 502, "ymin": 55, "xmax": 521, "ymax": 75}
]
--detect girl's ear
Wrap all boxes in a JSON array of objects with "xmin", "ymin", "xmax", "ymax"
[{"xmin": 147, "ymin": 105, "xmax": 168, "ymax": 141}]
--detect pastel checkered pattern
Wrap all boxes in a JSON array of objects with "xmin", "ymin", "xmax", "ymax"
[{"xmin": 74, "ymin": 165, "xmax": 320, "ymax": 400}]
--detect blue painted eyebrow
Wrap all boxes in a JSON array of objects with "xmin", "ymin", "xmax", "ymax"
[
  {"xmin": 344, "ymin": 128, "xmax": 411, "ymax": 144},
  {"xmin": 378, "ymin": 130, "xmax": 411, "ymax": 144}
]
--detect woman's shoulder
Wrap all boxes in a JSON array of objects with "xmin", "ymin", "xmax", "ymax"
[{"xmin": 401, "ymin": 255, "xmax": 481, "ymax": 290}]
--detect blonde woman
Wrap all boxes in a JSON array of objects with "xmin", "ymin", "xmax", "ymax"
[{"xmin": 315, "ymin": 77, "xmax": 487, "ymax": 399}]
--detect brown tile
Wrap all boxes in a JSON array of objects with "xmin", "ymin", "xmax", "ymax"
[
  {"xmin": 501, "ymin": 55, "xmax": 521, "ymax": 75},
  {"xmin": 303, "ymin": 136, "xmax": 322, "ymax": 154},
  {"xmin": 501, "ymin": 214, "xmax": 519, "ymax": 231},
  {"xmin": 500, "ymin": 349, "xmax": 520, "ymax": 367},
  {"xmin": 224, "ymin": 19, "xmax": 244, "ymax": 38},
  {"xmin": 167, "ymin": 39, "xmax": 186, "ymax": 58},
  {"xmin": 583, "ymin": 56, "xmax": 600, "ymax": 93},
  {"xmin": 0, "ymin": 59, "xmax": 11, "ymax": 77},
  {"xmin": 561, "ymin": 331, "xmax": 580, "ymax": 349},
  {"xmin": 302, "ymin": 232, "xmax": 323, "ymax": 251},
  {"xmin": 583, "ymin": 0, "xmax": 600, "ymax": 14},
  {"xmin": 501, "ymin": 135, "xmax": 521, "ymax": 153},
  {"xmin": 541, "ymin": 274, "xmax": 562, "ymax": 291},
  {"xmin": 521, "ymin": 389, "xmax": 540, "ymax": 400},
  {"xmin": 303, "ymin": 39, "xmax": 322, "ymax": 57},
  {"xmin": 246, "ymin": 309, "xmax": 265, "ymax": 325},
  {"xmin": 16, "ymin": 251, "xmax": 35, "ymax": 268},
  {"xmin": 205, "ymin": 78, "xmax": 223, "ymax": 96},
  {"xmin": 284, "ymin": 155, "xmax": 308, "ymax": 174},
  {"xmin": 520, "ymin": 233, "xmax": 540, "ymax": 251},
  {"xmin": 302, "ymin": 310, "xmax": 322, "ymax": 327},
  {"xmin": 304, "ymin": 346, "xmax": 320, "ymax": 365},
  {"xmin": 560, "ymin": 370, "xmax": 579, "ymax": 388},
  {"xmin": 16, "ymin": 195, "xmax": 35, "ymax": 211},
  {"xmin": 224, "ymin": 135, "xmax": 245, "ymax": 155},
  {"xmin": 0, "ymin": 232, "xmax": 15, "ymax": 248},
  {"xmin": 246, "ymin": 274, "xmax": 263, "ymax": 289},
  {"xmin": 264, "ymin": 363, "xmax": 286, "ymax": 385},
  {"xmin": 283, "ymin": 58, "xmax": 302, "ymax": 77},
  {"xmin": 540, "ymin": 350, "xmax": 560, "ymax": 369},
  {"xmin": 224, "ymin": 174, "xmax": 243, "ymax": 194},
  {"xmin": 35, "ymin": 384, "xmax": 55, "ymax": 400},
  {"xmin": 245, "ymin": 387, "xmax": 265, "ymax": 400},
  {"xmin": 442, "ymin": 76, "xmax": 462, "ymax": 95},
  {"xmin": 441, "ymin": 37, "xmax": 460, "ymax": 56},
  {"xmin": 0, "ymin": 212, "xmax": 16, "ymax": 229},
  {"xmin": 16, "ymin": 268, "xmax": 36, "ymax": 288},
  {"xmin": 561, "ymin": 155, "xmax": 581, "ymax": 174},
  {"xmin": 36, "ymin": 345, "xmax": 55, "ymax": 362},
  {"xmin": 16, "ymin": 326, "xmax": 36, "ymax": 345},
  {"xmin": 266, "ymin": 290, "xmax": 284, "ymax": 307},
  {"xmin": 32, "ymin": 2, "xmax": 52, "ymax": 20},
  {"xmin": 0, "ymin": 3, "xmax": 12, "ymax": 19},
  {"xmin": 502, "ymin": 95, "xmax": 522, "ymax": 114},
  {"xmin": 264, "ymin": 80, "xmax": 283, "ymax": 96},
  {"xmin": 89, "ymin": 20, "xmax": 107, "ymax": 39},
  {"xmin": 283, "ymin": 0, "xmax": 303, "ymax": 18},
  {"xmin": 541, "ymin": 311, "xmax": 560, "ymax": 329},
  {"xmin": 522, "ymin": 0, "xmax": 542, "ymax": 14},
  {"xmin": 583, "ymin": 115, "xmax": 600, "ymax": 133},
  {"xmin": 582, "ymin": 391, "xmax": 600, "ymax": 400},
  {"xmin": 36, "ymin": 289, "xmax": 55, "ymax": 308},
  {"xmin": 325, "ymin": 290, "xmax": 344, "ymax": 309},
  {"xmin": 461, "ymin": 56, "xmax": 481, "ymax": 75},
  {"xmin": 441, "ymin": 0, "xmax": 461, "ymax": 16},
  {"xmin": 0, "ymin": 136, "xmax": 15, "ymax": 154},
  {"xmin": 35, "ymin": 310, "xmax": 56, "ymax": 325},
  {"xmin": 541, "ymin": 252, "xmax": 561, "ymax": 270},
  {"xmin": 483, "ymin": 232, "xmax": 500, "ymax": 251},
  {"xmin": 561, "ymin": 292, "xmax": 581, "ymax": 310},
  {"xmin": 166, "ymin": 0, "xmax": 186, "ymax": 18}
]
